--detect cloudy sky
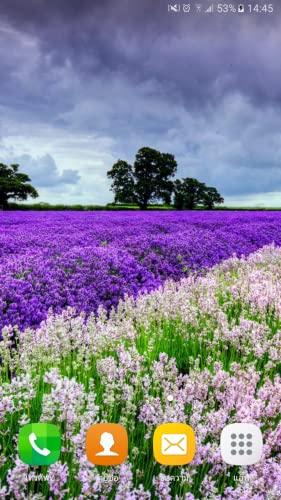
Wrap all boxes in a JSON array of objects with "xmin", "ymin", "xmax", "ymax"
[{"xmin": 0, "ymin": 0, "xmax": 281, "ymax": 206}]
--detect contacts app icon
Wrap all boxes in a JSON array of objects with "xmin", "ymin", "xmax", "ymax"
[{"xmin": 86, "ymin": 423, "xmax": 128, "ymax": 465}]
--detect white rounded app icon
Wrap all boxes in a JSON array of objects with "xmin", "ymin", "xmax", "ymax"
[{"xmin": 220, "ymin": 423, "xmax": 263, "ymax": 466}]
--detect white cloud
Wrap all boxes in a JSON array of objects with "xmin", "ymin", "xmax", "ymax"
[{"xmin": 0, "ymin": 124, "xmax": 116, "ymax": 204}]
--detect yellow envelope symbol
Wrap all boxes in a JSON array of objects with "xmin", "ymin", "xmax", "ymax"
[{"xmin": 161, "ymin": 433, "xmax": 187, "ymax": 455}]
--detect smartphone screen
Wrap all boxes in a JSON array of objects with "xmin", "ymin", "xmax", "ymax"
[{"xmin": 0, "ymin": 1, "xmax": 280, "ymax": 499}]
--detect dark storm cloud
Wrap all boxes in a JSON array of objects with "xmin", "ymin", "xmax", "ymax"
[
  {"xmin": 0, "ymin": 0, "xmax": 281, "ymax": 202},
  {"xmin": 1, "ymin": 0, "xmax": 281, "ymax": 109}
]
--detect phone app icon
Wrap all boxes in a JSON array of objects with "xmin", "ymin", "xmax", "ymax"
[
  {"xmin": 18, "ymin": 423, "xmax": 61, "ymax": 466},
  {"xmin": 220, "ymin": 423, "xmax": 263, "ymax": 465},
  {"xmin": 153, "ymin": 423, "xmax": 196, "ymax": 465},
  {"xmin": 86, "ymin": 423, "xmax": 128, "ymax": 466}
]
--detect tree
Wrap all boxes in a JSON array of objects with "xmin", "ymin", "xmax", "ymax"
[
  {"xmin": 0, "ymin": 163, "xmax": 39, "ymax": 209},
  {"xmin": 173, "ymin": 178, "xmax": 207, "ymax": 210},
  {"xmin": 202, "ymin": 186, "xmax": 224, "ymax": 209},
  {"xmin": 107, "ymin": 160, "xmax": 135, "ymax": 204},
  {"xmin": 173, "ymin": 180, "xmax": 185, "ymax": 210},
  {"xmin": 107, "ymin": 147, "xmax": 177, "ymax": 209},
  {"xmin": 134, "ymin": 148, "xmax": 177, "ymax": 209}
]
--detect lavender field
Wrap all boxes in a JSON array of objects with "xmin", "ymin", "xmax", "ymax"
[
  {"xmin": 2, "ymin": 211, "xmax": 281, "ymax": 332},
  {"xmin": 0, "ymin": 211, "xmax": 281, "ymax": 499}
]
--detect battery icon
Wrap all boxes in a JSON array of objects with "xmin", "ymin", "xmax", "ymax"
[{"xmin": 238, "ymin": 4, "xmax": 245, "ymax": 12}]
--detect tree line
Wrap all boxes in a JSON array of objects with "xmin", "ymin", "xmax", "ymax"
[
  {"xmin": 0, "ymin": 147, "xmax": 224, "ymax": 210},
  {"xmin": 107, "ymin": 147, "xmax": 224, "ymax": 209}
]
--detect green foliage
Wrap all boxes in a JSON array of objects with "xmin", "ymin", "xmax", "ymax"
[
  {"xmin": 174, "ymin": 178, "xmax": 207, "ymax": 209},
  {"xmin": 107, "ymin": 147, "xmax": 177, "ymax": 209},
  {"xmin": 133, "ymin": 147, "xmax": 177, "ymax": 209},
  {"xmin": 107, "ymin": 160, "xmax": 135, "ymax": 204},
  {"xmin": 173, "ymin": 178, "xmax": 224, "ymax": 210},
  {"xmin": 202, "ymin": 186, "xmax": 224, "ymax": 209},
  {"xmin": 6, "ymin": 202, "xmax": 176, "ymax": 211},
  {"xmin": 0, "ymin": 163, "xmax": 38, "ymax": 209}
]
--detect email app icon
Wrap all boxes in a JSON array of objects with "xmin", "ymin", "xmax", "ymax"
[{"xmin": 153, "ymin": 423, "xmax": 196, "ymax": 465}]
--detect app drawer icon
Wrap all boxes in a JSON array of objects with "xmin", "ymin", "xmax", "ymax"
[{"xmin": 220, "ymin": 423, "xmax": 263, "ymax": 466}]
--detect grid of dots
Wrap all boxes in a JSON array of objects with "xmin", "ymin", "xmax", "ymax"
[{"xmin": 230, "ymin": 433, "xmax": 253, "ymax": 456}]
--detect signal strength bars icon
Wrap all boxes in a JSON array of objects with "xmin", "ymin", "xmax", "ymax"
[{"xmin": 205, "ymin": 4, "xmax": 214, "ymax": 12}]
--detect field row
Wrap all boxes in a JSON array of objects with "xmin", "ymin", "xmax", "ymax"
[{"xmin": 2, "ymin": 211, "xmax": 281, "ymax": 332}]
